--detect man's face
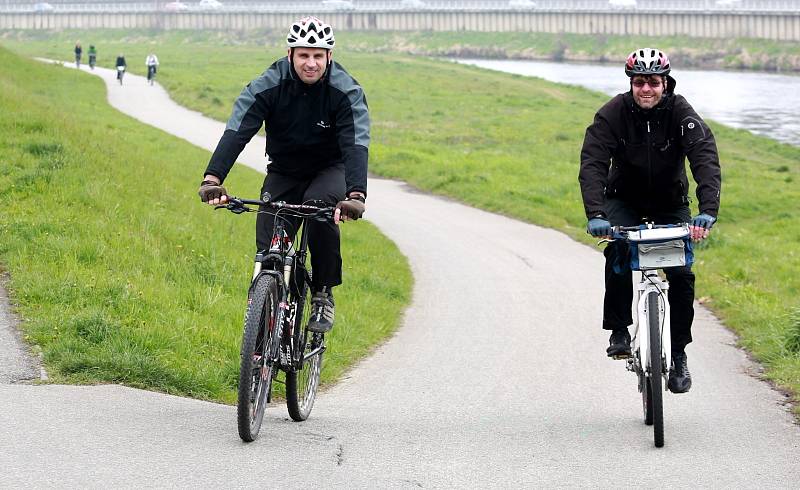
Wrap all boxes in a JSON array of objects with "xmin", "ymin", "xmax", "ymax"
[
  {"xmin": 290, "ymin": 47, "xmax": 331, "ymax": 84},
  {"xmin": 631, "ymin": 75, "xmax": 665, "ymax": 110}
]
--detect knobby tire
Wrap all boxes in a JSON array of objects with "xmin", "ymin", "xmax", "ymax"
[
  {"xmin": 285, "ymin": 269, "xmax": 323, "ymax": 421},
  {"xmin": 648, "ymin": 291, "xmax": 665, "ymax": 447},
  {"xmin": 237, "ymin": 274, "xmax": 278, "ymax": 442}
]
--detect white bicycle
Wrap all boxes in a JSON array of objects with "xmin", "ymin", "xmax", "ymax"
[{"xmin": 605, "ymin": 223, "xmax": 693, "ymax": 448}]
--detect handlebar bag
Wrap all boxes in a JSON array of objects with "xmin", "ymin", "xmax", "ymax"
[{"xmin": 628, "ymin": 225, "xmax": 693, "ymax": 271}]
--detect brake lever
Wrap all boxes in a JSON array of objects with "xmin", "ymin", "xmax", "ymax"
[
  {"xmin": 314, "ymin": 209, "xmax": 335, "ymax": 222},
  {"xmin": 213, "ymin": 199, "xmax": 250, "ymax": 214}
]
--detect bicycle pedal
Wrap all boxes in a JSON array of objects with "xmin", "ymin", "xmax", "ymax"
[{"xmin": 611, "ymin": 353, "xmax": 632, "ymax": 360}]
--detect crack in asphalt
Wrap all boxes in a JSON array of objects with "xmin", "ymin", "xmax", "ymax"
[{"xmin": 335, "ymin": 443, "xmax": 344, "ymax": 466}]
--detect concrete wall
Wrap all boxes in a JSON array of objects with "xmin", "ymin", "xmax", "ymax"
[{"xmin": 2, "ymin": 11, "xmax": 799, "ymax": 41}]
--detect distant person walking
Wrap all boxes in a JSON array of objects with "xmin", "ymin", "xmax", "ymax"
[
  {"xmin": 115, "ymin": 53, "xmax": 127, "ymax": 85},
  {"xmin": 88, "ymin": 45, "xmax": 97, "ymax": 70},
  {"xmin": 146, "ymin": 53, "xmax": 160, "ymax": 85},
  {"xmin": 74, "ymin": 41, "xmax": 82, "ymax": 69}
]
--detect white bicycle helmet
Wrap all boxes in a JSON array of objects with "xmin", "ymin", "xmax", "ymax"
[
  {"xmin": 625, "ymin": 48, "xmax": 671, "ymax": 77},
  {"xmin": 287, "ymin": 16, "xmax": 335, "ymax": 49}
]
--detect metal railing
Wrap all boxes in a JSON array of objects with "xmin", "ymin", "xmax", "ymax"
[{"xmin": 3, "ymin": 0, "xmax": 800, "ymax": 13}]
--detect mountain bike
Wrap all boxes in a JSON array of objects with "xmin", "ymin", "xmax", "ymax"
[
  {"xmin": 88, "ymin": 54, "xmax": 96, "ymax": 70},
  {"xmin": 116, "ymin": 66, "xmax": 126, "ymax": 85},
  {"xmin": 217, "ymin": 194, "xmax": 334, "ymax": 442},
  {"xmin": 147, "ymin": 65, "xmax": 157, "ymax": 86},
  {"xmin": 602, "ymin": 223, "xmax": 693, "ymax": 448}
]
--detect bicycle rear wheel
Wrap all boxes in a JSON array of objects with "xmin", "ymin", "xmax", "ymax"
[
  {"xmin": 285, "ymin": 273, "xmax": 323, "ymax": 422},
  {"xmin": 647, "ymin": 291, "xmax": 665, "ymax": 447},
  {"xmin": 237, "ymin": 274, "xmax": 279, "ymax": 442}
]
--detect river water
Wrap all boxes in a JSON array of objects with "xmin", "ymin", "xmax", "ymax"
[{"xmin": 457, "ymin": 58, "xmax": 800, "ymax": 147}]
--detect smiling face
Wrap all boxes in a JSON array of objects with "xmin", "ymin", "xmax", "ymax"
[
  {"xmin": 289, "ymin": 47, "xmax": 331, "ymax": 84},
  {"xmin": 631, "ymin": 75, "xmax": 666, "ymax": 110}
]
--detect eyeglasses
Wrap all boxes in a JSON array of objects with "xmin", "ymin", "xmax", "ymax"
[{"xmin": 632, "ymin": 79, "xmax": 663, "ymax": 88}]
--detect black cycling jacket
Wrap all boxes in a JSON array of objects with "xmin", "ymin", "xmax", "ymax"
[
  {"xmin": 204, "ymin": 57, "xmax": 370, "ymax": 196},
  {"xmin": 579, "ymin": 90, "xmax": 721, "ymax": 220}
]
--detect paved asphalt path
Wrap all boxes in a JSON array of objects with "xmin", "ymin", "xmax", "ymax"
[{"xmin": 2, "ymin": 60, "xmax": 799, "ymax": 487}]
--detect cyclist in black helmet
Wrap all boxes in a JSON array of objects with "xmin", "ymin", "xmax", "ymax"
[
  {"xmin": 88, "ymin": 44, "xmax": 97, "ymax": 70},
  {"xmin": 198, "ymin": 16, "xmax": 369, "ymax": 335},
  {"xmin": 579, "ymin": 48, "xmax": 722, "ymax": 394}
]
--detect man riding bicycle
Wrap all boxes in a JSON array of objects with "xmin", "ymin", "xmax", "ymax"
[
  {"xmin": 198, "ymin": 16, "xmax": 369, "ymax": 334},
  {"xmin": 146, "ymin": 52, "xmax": 159, "ymax": 84},
  {"xmin": 74, "ymin": 41, "xmax": 82, "ymax": 68},
  {"xmin": 579, "ymin": 48, "xmax": 722, "ymax": 393},
  {"xmin": 88, "ymin": 44, "xmax": 97, "ymax": 70}
]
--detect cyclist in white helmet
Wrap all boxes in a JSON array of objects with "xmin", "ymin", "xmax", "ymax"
[
  {"xmin": 199, "ymin": 16, "xmax": 369, "ymax": 334},
  {"xmin": 579, "ymin": 48, "xmax": 722, "ymax": 393}
]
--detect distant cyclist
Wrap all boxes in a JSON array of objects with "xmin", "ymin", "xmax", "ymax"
[
  {"xmin": 115, "ymin": 53, "xmax": 127, "ymax": 85},
  {"xmin": 198, "ymin": 16, "xmax": 369, "ymax": 334},
  {"xmin": 146, "ymin": 52, "xmax": 159, "ymax": 85},
  {"xmin": 74, "ymin": 41, "xmax": 82, "ymax": 69},
  {"xmin": 579, "ymin": 48, "xmax": 722, "ymax": 393},
  {"xmin": 88, "ymin": 45, "xmax": 97, "ymax": 70}
]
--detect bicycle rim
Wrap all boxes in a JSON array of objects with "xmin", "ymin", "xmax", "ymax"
[
  {"xmin": 640, "ymin": 367, "xmax": 654, "ymax": 426},
  {"xmin": 286, "ymin": 277, "xmax": 323, "ymax": 421},
  {"xmin": 237, "ymin": 275, "xmax": 278, "ymax": 442},
  {"xmin": 648, "ymin": 291, "xmax": 665, "ymax": 447}
]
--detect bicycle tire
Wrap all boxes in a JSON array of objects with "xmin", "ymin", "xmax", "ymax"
[
  {"xmin": 237, "ymin": 274, "xmax": 279, "ymax": 442},
  {"xmin": 285, "ymin": 270, "xmax": 323, "ymax": 422},
  {"xmin": 648, "ymin": 291, "xmax": 665, "ymax": 447}
]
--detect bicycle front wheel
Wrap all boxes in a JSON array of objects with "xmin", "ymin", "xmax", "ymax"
[
  {"xmin": 237, "ymin": 274, "xmax": 279, "ymax": 442},
  {"xmin": 286, "ymin": 277, "xmax": 323, "ymax": 422},
  {"xmin": 647, "ymin": 291, "xmax": 665, "ymax": 448}
]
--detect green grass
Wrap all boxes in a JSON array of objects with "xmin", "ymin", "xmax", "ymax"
[
  {"xmin": 3, "ymin": 30, "xmax": 800, "ymax": 415},
  {"xmin": 0, "ymin": 47, "xmax": 411, "ymax": 403},
  {"xmin": 5, "ymin": 28, "xmax": 800, "ymax": 72}
]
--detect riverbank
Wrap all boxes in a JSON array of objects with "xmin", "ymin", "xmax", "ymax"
[
  {"xmin": 3, "ymin": 28, "xmax": 800, "ymax": 73},
  {"xmin": 344, "ymin": 31, "xmax": 800, "ymax": 72}
]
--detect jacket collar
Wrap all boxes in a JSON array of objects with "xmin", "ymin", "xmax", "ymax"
[{"xmin": 623, "ymin": 91, "xmax": 674, "ymax": 120}]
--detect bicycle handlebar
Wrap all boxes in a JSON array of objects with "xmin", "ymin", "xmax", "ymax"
[
  {"xmin": 214, "ymin": 194, "xmax": 335, "ymax": 221},
  {"xmin": 596, "ymin": 223, "xmax": 691, "ymax": 245}
]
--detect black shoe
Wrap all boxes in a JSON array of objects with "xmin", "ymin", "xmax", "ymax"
[
  {"xmin": 606, "ymin": 328, "xmax": 632, "ymax": 358},
  {"xmin": 668, "ymin": 351, "xmax": 692, "ymax": 393},
  {"xmin": 307, "ymin": 287, "xmax": 334, "ymax": 333}
]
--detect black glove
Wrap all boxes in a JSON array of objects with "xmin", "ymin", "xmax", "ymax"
[
  {"xmin": 587, "ymin": 217, "xmax": 612, "ymax": 237},
  {"xmin": 336, "ymin": 198, "xmax": 365, "ymax": 221},
  {"xmin": 198, "ymin": 180, "xmax": 227, "ymax": 203}
]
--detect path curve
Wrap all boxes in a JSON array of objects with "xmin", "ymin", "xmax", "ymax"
[{"xmin": 2, "ymin": 61, "xmax": 799, "ymax": 487}]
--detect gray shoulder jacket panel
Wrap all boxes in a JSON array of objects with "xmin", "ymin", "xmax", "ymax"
[
  {"xmin": 204, "ymin": 60, "xmax": 286, "ymax": 182},
  {"xmin": 328, "ymin": 61, "xmax": 370, "ymax": 195}
]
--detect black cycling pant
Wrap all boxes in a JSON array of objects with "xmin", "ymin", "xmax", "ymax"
[
  {"xmin": 255, "ymin": 165, "xmax": 345, "ymax": 290},
  {"xmin": 602, "ymin": 199, "xmax": 694, "ymax": 353},
  {"xmin": 147, "ymin": 65, "xmax": 157, "ymax": 80}
]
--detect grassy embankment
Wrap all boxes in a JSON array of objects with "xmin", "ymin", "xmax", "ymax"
[
  {"xmin": 3, "ymin": 31, "xmax": 799, "ymax": 413},
  {"xmin": 0, "ymin": 47, "xmax": 411, "ymax": 403},
  {"xmin": 5, "ymin": 28, "xmax": 800, "ymax": 71}
]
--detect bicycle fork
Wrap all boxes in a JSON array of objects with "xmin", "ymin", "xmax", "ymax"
[{"xmin": 630, "ymin": 271, "xmax": 672, "ymax": 381}]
